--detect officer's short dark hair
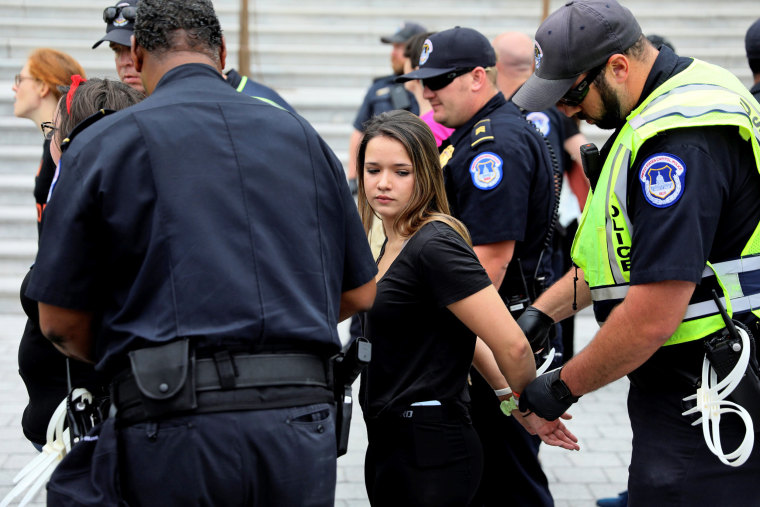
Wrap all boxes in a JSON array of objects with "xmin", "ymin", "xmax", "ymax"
[
  {"xmin": 134, "ymin": 0, "xmax": 223, "ymax": 58},
  {"xmin": 55, "ymin": 78, "xmax": 144, "ymax": 147}
]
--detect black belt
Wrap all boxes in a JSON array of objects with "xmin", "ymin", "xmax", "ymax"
[{"xmin": 112, "ymin": 352, "xmax": 332, "ymax": 425}]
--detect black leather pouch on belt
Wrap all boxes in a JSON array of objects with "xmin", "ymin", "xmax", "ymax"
[{"xmin": 126, "ymin": 338, "xmax": 197, "ymax": 419}]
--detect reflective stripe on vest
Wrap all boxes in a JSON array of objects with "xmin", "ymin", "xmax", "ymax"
[{"xmin": 571, "ymin": 59, "xmax": 760, "ymax": 345}]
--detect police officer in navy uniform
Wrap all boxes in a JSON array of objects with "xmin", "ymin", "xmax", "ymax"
[
  {"xmin": 513, "ymin": 1, "xmax": 760, "ymax": 505},
  {"xmin": 398, "ymin": 27, "xmax": 558, "ymax": 506},
  {"xmin": 29, "ymin": 0, "xmax": 377, "ymax": 505},
  {"xmin": 94, "ymin": 0, "xmax": 296, "ymax": 112},
  {"xmin": 746, "ymin": 18, "xmax": 760, "ymax": 102},
  {"xmin": 347, "ymin": 21, "xmax": 426, "ymax": 186}
]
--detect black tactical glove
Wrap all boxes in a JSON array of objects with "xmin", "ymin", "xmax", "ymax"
[
  {"xmin": 517, "ymin": 306, "xmax": 554, "ymax": 354},
  {"xmin": 519, "ymin": 367, "xmax": 580, "ymax": 421}
]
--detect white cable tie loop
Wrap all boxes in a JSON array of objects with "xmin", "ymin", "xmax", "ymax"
[{"xmin": 682, "ymin": 326, "xmax": 754, "ymax": 467}]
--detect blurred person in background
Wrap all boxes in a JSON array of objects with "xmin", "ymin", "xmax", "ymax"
[
  {"xmin": 745, "ymin": 18, "xmax": 760, "ymax": 102},
  {"xmin": 11, "ymin": 49, "xmax": 86, "ymax": 449}
]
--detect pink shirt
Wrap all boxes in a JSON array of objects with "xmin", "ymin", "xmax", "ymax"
[{"xmin": 420, "ymin": 110, "xmax": 455, "ymax": 147}]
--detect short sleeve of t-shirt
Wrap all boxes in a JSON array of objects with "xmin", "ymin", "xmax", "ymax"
[
  {"xmin": 628, "ymin": 126, "xmax": 745, "ymax": 285},
  {"xmin": 415, "ymin": 221, "xmax": 492, "ymax": 307}
]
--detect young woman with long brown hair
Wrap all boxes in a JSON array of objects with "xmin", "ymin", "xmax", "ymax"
[{"xmin": 356, "ymin": 110, "xmax": 577, "ymax": 506}]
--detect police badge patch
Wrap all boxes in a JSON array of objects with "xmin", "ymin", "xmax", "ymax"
[
  {"xmin": 469, "ymin": 152, "xmax": 503, "ymax": 190},
  {"xmin": 639, "ymin": 153, "xmax": 686, "ymax": 208},
  {"xmin": 526, "ymin": 112, "xmax": 551, "ymax": 137},
  {"xmin": 534, "ymin": 41, "xmax": 543, "ymax": 71},
  {"xmin": 419, "ymin": 39, "xmax": 433, "ymax": 66}
]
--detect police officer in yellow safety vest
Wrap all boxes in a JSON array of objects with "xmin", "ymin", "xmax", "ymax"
[{"xmin": 511, "ymin": 1, "xmax": 760, "ymax": 505}]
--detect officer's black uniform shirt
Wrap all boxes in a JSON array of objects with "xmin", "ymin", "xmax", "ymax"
[
  {"xmin": 751, "ymin": 81, "xmax": 760, "ymax": 103},
  {"xmin": 27, "ymin": 63, "xmax": 377, "ymax": 374},
  {"xmin": 360, "ymin": 221, "xmax": 492, "ymax": 420},
  {"xmin": 353, "ymin": 75, "xmax": 419, "ymax": 131},
  {"xmin": 225, "ymin": 68, "xmax": 296, "ymax": 114},
  {"xmin": 442, "ymin": 92, "xmax": 556, "ymax": 295},
  {"xmin": 596, "ymin": 46, "xmax": 760, "ymax": 381}
]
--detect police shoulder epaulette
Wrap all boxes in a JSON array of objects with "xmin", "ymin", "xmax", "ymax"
[{"xmin": 471, "ymin": 119, "xmax": 494, "ymax": 148}]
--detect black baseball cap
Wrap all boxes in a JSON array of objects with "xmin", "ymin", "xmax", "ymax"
[
  {"xmin": 395, "ymin": 27, "xmax": 496, "ymax": 82},
  {"xmin": 380, "ymin": 21, "xmax": 427, "ymax": 44},
  {"xmin": 92, "ymin": 0, "xmax": 137, "ymax": 49},
  {"xmin": 746, "ymin": 18, "xmax": 760, "ymax": 60},
  {"xmin": 512, "ymin": 0, "xmax": 642, "ymax": 112}
]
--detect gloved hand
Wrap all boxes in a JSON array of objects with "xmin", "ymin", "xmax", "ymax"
[
  {"xmin": 519, "ymin": 367, "xmax": 580, "ymax": 421},
  {"xmin": 517, "ymin": 306, "xmax": 554, "ymax": 354}
]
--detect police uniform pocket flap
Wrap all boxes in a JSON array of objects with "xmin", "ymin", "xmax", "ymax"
[{"xmin": 128, "ymin": 339, "xmax": 192, "ymax": 401}]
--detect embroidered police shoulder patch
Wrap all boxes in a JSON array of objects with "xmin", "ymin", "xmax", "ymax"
[
  {"xmin": 638, "ymin": 153, "xmax": 686, "ymax": 208},
  {"xmin": 526, "ymin": 112, "xmax": 551, "ymax": 137},
  {"xmin": 470, "ymin": 152, "xmax": 503, "ymax": 190}
]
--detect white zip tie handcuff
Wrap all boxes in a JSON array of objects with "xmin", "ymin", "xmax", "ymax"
[
  {"xmin": 682, "ymin": 326, "xmax": 755, "ymax": 467},
  {"xmin": 0, "ymin": 388, "xmax": 94, "ymax": 507}
]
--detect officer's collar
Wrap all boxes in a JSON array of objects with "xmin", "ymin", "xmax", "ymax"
[
  {"xmin": 635, "ymin": 46, "xmax": 690, "ymax": 112},
  {"xmin": 448, "ymin": 92, "xmax": 507, "ymax": 147},
  {"xmin": 154, "ymin": 62, "xmax": 226, "ymax": 91}
]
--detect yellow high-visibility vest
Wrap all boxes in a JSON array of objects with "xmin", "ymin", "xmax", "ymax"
[{"xmin": 571, "ymin": 59, "xmax": 760, "ymax": 345}]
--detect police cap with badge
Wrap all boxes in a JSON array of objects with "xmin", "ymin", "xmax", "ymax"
[{"xmin": 93, "ymin": 0, "xmax": 137, "ymax": 49}]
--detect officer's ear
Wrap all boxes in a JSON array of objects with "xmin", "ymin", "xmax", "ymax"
[
  {"xmin": 218, "ymin": 36, "xmax": 227, "ymax": 73},
  {"xmin": 607, "ymin": 54, "xmax": 629, "ymax": 84},
  {"xmin": 131, "ymin": 35, "xmax": 144, "ymax": 73},
  {"xmin": 470, "ymin": 67, "xmax": 488, "ymax": 92}
]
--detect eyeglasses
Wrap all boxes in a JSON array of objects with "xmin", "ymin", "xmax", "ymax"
[
  {"xmin": 41, "ymin": 122, "xmax": 58, "ymax": 141},
  {"xmin": 559, "ymin": 62, "xmax": 607, "ymax": 107},
  {"xmin": 103, "ymin": 5, "xmax": 136, "ymax": 24},
  {"xmin": 422, "ymin": 68, "xmax": 474, "ymax": 91},
  {"xmin": 14, "ymin": 74, "xmax": 37, "ymax": 87}
]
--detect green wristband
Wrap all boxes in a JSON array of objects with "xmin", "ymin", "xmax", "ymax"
[{"xmin": 500, "ymin": 397, "xmax": 519, "ymax": 417}]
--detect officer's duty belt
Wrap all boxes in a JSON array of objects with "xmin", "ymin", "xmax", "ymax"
[{"xmin": 112, "ymin": 350, "xmax": 332, "ymax": 425}]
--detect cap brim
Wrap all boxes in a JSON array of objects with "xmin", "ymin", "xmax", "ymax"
[
  {"xmin": 395, "ymin": 66, "xmax": 456, "ymax": 83},
  {"xmin": 92, "ymin": 28, "xmax": 133, "ymax": 49},
  {"xmin": 380, "ymin": 35, "xmax": 405, "ymax": 43},
  {"xmin": 512, "ymin": 73, "xmax": 578, "ymax": 112}
]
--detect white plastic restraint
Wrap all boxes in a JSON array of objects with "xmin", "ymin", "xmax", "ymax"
[
  {"xmin": 536, "ymin": 348, "xmax": 556, "ymax": 376},
  {"xmin": 681, "ymin": 327, "xmax": 755, "ymax": 467},
  {"xmin": 0, "ymin": 388, "xmax": 94, "ymax": 507}
]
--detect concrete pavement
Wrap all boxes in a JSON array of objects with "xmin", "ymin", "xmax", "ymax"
[{"xmin": 0, "ymin": 309, "xmax": 630, "ymax": 506}]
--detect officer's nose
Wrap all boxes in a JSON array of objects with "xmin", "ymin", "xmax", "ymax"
[
  {"xmin": 422, "ymin": 86, "xmax": 435, "ymax": 100},
  {"xmin": 556, "ymin": 102, "xmax": 581, "ymax": 118}
]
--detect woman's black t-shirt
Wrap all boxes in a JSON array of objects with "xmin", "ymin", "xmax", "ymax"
[{"xmin": 360, "ymin": 221, "xmax": 492, "ymax": 420}]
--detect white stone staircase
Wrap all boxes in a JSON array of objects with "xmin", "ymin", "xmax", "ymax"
[{"xmin": 0, "ymin": 0, "xmax": 757, "ymax": 313}]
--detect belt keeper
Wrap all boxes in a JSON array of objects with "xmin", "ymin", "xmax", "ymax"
[{"xmin": 213, "ymin": 350, "xmax": 238, "ymax": 390}]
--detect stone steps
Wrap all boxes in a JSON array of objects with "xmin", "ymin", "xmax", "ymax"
[{"xmin": 0, "ymin": 0, "xmax": 757, "ymax": 313}]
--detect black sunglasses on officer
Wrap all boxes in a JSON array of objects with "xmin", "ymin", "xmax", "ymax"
[
  {"xmin": 422, "ymin": 68, "xmax": 475, "ymax": 91},
  {"xmin": 103, "ymin": 4, "xmax": 136, "ymax": 24},
  {"xmin": 559, "ymin": 62, "xmax": 607, "ymax": 107}
]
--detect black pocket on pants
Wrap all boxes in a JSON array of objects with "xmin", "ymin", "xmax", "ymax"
[{"xmin": 412, "ymin": 419, "xmax": 465, "ymax": 468}]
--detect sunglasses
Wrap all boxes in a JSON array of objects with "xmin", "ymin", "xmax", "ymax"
[
  {"xmin": 422, "ymin": 68, "xmax": 474, "ymax": 91},
  {"xmin": 41, "ymin": 121, "xmax": 57, "ymax": 141},
  {"xmin": 103, "ymin": 5, "xmax": 136, "ymax": 24},
  {"xmin": 559, "ymin": 62, "xmax": 607, "ymax": 107}
]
